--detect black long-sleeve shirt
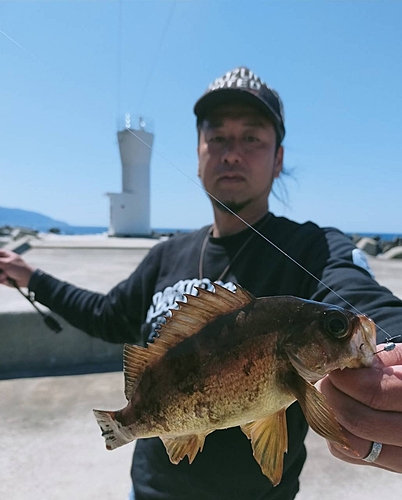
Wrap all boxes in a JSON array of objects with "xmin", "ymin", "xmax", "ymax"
[{"xmin": 29, "ymin": 213, "xmax": 402, "ymax": 500}]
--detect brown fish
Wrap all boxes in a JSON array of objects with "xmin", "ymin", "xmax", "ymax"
[{"xmin": 93, "ymin": 284, "xmax": 376, "ymax": 486}]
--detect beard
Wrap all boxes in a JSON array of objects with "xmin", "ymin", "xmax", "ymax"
[{"xmin": 211, "ymin": 197, "xmax": 252, "ymax": 215}]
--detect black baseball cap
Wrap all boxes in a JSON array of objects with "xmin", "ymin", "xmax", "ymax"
[{"xmin": 194, "ymin": 67, "xmax": 285, "ymax": 143}]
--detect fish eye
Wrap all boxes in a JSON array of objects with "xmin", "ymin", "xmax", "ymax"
[{"xmin": 323, "ymin": 311, "xmax": 350, "ymax": 339}]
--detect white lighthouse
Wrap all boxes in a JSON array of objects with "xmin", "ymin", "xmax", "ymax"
[{"xmin": 107, "ymin": 115, "xmax": 154, "ymax": 237}]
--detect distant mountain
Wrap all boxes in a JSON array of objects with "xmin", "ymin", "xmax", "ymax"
[
  {"xmin": 0, "ymin": 206, "xmax": 70, "ymax": 230},
  {"xmin": 0, "ymin": 206, "xmax": 107, "ymax": 234}
]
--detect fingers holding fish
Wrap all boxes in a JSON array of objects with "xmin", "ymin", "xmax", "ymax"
[
  {"xmin": 375, "ymin": 342, "xmax": 402, "ymax": 367},
  {"xmin": 327, "ymin": 344, "xmax": 402, "ymax": 412},
  {"xmin": 317, "ymin": 368, "xmax": 402, "ymax": 473},
  {"xmin": 318, "ymin": 371, "xmax": 402, "ymax": 445},
  {"xmin": 319, "ymin": 376, "xmax": 399, "ymax": 443},
  {"xmin": 327, "ymin": 373, "xmax": 402, "ymax": 418},
  {"xmin": 325, "ymin": 426, "xmax": 402, "ymax": 473}
]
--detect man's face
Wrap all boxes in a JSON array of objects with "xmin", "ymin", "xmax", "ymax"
[{"xmin": 197, "ymin": 102, "xmax": 283, "ymax": 216}]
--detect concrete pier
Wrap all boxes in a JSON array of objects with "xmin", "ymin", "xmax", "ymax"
[
  {"xmin": 0, "ymin": 236, "xmax": 158, "ymax": 377},
  {"xmin": 1, "ymin": 238, "xmax": 401, "ymax": 499}
]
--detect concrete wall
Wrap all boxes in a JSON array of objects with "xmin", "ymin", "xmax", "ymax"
[
  {"xmin": 0, "ymin": 238, "xmax": 158, "ymax": 378},
  {"xmin": 1, "ymin": 310, "xmax": 124, "ymax": 378}
]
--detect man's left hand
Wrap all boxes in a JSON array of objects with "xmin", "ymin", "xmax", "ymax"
[{"xmin": 317, "ymin": 343, "xmax": 402, "ymax": 473}]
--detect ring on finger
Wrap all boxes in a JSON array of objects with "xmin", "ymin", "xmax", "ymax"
[{"xmin": 363, "ymin": 441, "xmax": 383, "ymax": 463}]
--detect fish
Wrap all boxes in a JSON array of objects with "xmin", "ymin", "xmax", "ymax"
[{"xmin": 93, "ymin": 283, "xmax": 377, "ymax": 486}]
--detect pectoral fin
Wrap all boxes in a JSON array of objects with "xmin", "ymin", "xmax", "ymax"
[
  {"xmin": 241, "ymin": 410, "xmax": 288, "ymax": 487},
  {"xmin": 160, "ymin": 433, "xmax": 210, "ymax": 465},
  {"xmin": 284, "ymin": 371, "xmax": 350, "ymax": 450}
]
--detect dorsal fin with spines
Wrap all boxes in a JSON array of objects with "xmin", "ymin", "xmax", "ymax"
[{"xmin": 123, "ymin": 284, "xmax": 255, "ymax": 400}]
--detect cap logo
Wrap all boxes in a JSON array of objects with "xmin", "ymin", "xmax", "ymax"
[
  {"xmin": 195, "ymin": 66, "xmax": 286, "ymax": 141},
  {"xmin": 208, "ymin": 67, "xmax": 263, "ymax": 92}
]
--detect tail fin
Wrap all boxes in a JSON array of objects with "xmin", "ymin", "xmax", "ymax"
[{"xmin": 93, "ymin": 409, "xmax": 136, "ymax": 450}]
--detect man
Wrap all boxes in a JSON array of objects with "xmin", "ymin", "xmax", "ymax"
[{"xmin": 1, "ymin": 67, "xmax": 402, "ymax": 499}]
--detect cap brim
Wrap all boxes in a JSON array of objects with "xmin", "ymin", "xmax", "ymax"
[{"xmin": 194, "ymin": 89, "xmax": 284, "ymax": 142}]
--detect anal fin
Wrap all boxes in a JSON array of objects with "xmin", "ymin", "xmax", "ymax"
[
  {"xmin": 284, "ymin": 371, "xmax": 350, "ymax": 450},
  {"xmin": 160, "ymin": 433, "xmax": 209, "ymax": 465},
  {"xmin": 241, "ymin": 410, "xmax": 288, "ymax": 487}
]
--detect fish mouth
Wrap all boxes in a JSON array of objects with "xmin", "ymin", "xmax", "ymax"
[{"xmin": 344, "ymin": 315, "xmax": 377, "ymax": 369}]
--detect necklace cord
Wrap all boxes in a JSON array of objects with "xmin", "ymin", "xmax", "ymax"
[{"xmin": 199, "ymin": 214, "xmax": 272, "ymax": 282}]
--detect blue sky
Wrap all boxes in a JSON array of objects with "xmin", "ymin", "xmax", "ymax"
[{"xmin": 1, "ymin": 0, "xmax": 401, "ymax": 233}]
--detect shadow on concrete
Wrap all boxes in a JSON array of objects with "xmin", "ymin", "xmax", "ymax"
[{"xmin": 0, "ymin": 360, "xmax": 123, "ymax": 380}]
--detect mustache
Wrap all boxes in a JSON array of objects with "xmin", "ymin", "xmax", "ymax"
[{"xmin": 216, "ymin": 165, "xmax": 247, "ymax": 176}]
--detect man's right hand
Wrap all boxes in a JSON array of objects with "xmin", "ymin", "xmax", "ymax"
[{"xmin": 0, "ymin": 250, "xmax": 35, "ymax": 288}]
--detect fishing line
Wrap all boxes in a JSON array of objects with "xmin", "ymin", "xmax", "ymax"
[
  {"xmin": 0, "ymin": 28, "xmax": 31, "ymax": 53},
  {"xmin": 116, "ymin": 0, "xmax": 123, "ymax": 121},
  {"xmin": 0, "ymin": 28, "xmax": 41, "ymax": 63},
  {"xmin": 137, "ymin": 0, "xmax": 177, "ymax": 111},
  {"xmin": 125, "ymin": 127, "xmax": 397, "ymax": 345}
]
